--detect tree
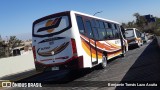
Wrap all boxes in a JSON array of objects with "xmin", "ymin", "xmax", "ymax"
[
  {"xmin": 122, "ymin": 12, "xmax": 160, "ymax": 36},
  {"xmin": 0, "ymin": 38, "xmax": 6, "ymax": 58},
  {"xmin": 121, "ymin": 23, "xmax": 127, "ymax": 28},
  {"xmin": 0, "ymin": 35, "xmax": 2, "ymax": 41},
  {"xmin": 7, "ymin": 36, "xmax": 23, "ymax": 56},
  {"xmin": 133, "ymin": 13, "xmax": 140, "ymax": 21},
  {"xmin": 133, "ymin": 13, "xmax": 148, "ymax": 31},
  {"xmin": 153, "ymin": 17, "xmax": 160, "ymax": 35}
]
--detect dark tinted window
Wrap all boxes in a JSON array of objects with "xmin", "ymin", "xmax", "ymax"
[
  {"xmin": 115, "ymin": 29, "xmax": 120, "ymax": 38},
  {"xmin": 95, "ymin": 20, "xmax": 100, "ymax": 27},
  {"xmin": 91, "ymin": 19, "xmax": 96, "ymax": 27},
  {"xmin": 99, "ymin": 21, "xmax": 105, "ymax": 28},
  {"xmin": 104, "ymin": 22, "xmax": 109, "ymax": 28},
  {"xmin": 85, "ymin": 21, "xmax": 94, "ymax": 38},
  {"xmin": 120, "ymin": 26, "xmax": 126, "ymax": 38},
  {"xmin": 136, "ymin": 30, "xmax": 139, "ymax": 37},
  {"xmin": 111, "ymin": 23, "xmax": 116, "ymax": 29},
  {"xmin": 112, "ymin": 29, "xmax": 116, "ymax": 38},
  {"xmin": 114, "ymin": 24, "xmax": 117, "ymax": 29},
  {"xmin": 115, "ymin": 24, "xmax": 120, "ymax": 38},
  {"xmin": 106, "ymin": 29, "xmax": 113, "ymax": 39},
  {"xmin": 92, "ymin": 28, "xmax": 99, "ymax": 40},
  {"xmin": 76, "ymin": 16, "xmax": 85, "ymax": 34},
  {"xmin": 108, "ymin": 23, "xmax": 112, "ymax": 28},
  {"xmin": 111, "ymin": 24, "xmax": 120, "ymax": 39},
  {"xmin": 97, "ymin": 28, "xmax": 107, "ymax": 40},
  {"xmin": 136, "ymin": 30, "xmax": 141, "ymax": 38}
]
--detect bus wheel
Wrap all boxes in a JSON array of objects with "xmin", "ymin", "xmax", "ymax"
[{"xmin": 99, "ymin": 55, "xmax": 107, "ymax": 69}]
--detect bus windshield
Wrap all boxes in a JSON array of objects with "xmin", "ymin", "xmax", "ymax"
[{"xmin": 125, "ymin": 29, "xmax": 134, "ymax": 38}]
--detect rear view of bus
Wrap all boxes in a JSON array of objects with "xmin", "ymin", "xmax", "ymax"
[{"xmin": 32, "ymin": 11, "xmax": 79, "ymax": 71}]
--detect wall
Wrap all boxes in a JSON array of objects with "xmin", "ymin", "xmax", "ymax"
[{"xmin": 0, "ymin": 51, "xmax": 35, "ymax": 78}]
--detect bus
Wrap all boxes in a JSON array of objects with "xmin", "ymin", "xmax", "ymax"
[
  {"xmin": 125, "ymin": 28, "xmax": 143, "ymax": 48},
  {"xmin": 32, "ymin": 11, "xmax": 128, "ymax": 71}
]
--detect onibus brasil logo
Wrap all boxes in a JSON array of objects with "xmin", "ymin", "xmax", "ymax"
[{"xmin": 1, "ymin": 81, "xmax": 42, "ymax": 87}]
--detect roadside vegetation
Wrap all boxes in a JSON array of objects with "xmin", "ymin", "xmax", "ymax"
[
  {"xmin": 0, "ymin": 36, "xmax": 23, "ymax": 58},
  {"xmin": 121, "ymin": 13, "xmax": 160, "ymax": 36}
]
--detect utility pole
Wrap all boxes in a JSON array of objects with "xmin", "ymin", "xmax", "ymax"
[{"xmin": 93, "ymin": 11, "xmax": 103, "ymax": 16}]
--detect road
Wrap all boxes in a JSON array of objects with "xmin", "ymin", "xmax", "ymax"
[{"xmin": 3, "ymin": 39, "xmax": 160, "ymax": 90}]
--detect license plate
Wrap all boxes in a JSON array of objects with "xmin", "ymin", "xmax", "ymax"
[{"xmin": 51, "ymin": 67, "xmax": 59, "ymax": 71}]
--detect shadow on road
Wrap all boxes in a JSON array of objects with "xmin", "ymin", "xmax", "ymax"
[
  {"xmin": 17, "ymin": 68, "xmax": 94, "ymax": 84},
  {"xmin": 18, "ymin": 52, "xmax": 122, "ymax": 84},
  {"xmin": 116, "ymin": 39, "xmax": 160, "ymax": 90}
]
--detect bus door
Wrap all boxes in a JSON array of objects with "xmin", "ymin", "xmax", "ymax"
[
  {"xmin": 120, "ymin": 26, "xmax": 125, "ymax": 51},
  {"xmin": 85, "ymin": 20, "xmax": 98, "ymax": 65}
]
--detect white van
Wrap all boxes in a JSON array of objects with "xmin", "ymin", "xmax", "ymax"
[{"xmin": 125, "ymin": 28, "xmax": 143, "ymax": 47}]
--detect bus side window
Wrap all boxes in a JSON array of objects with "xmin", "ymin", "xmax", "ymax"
[
  {"xmin": 120, "ymin": 26, "xmax": 126, "ymax": 38},
  {"xmin": 92, "ymin": 28, "xmax": 99, "ymax": 40},
  {"xmin": 106, "ymin": 23, "xmax": 114, "ymax": 39},
  {"xmin": 104, "ymin": 22, "xmax": 109, "ymax": 28},
  {"xmin": 98, "ymin": 28, "xmax": 107, "ymax": 40},
  {"xmin": 114, "ymin": 24, "xmax": 120, "ymax": 39},
  {"xmin": 99, "ymin": 21, "xmax": 105, "ymax": 28},
  {"xmin": 85, "ymin": 21, "xmax": 94, "ymax": 39},
  {"xmin": 106, "ymin": 29, "xmax": 114, "ymax": 39},
  {"xmin": 98, "ymin": 21, "xmax": 107, "ymax": 40},
  {"xmin": 111, "ymin": 23, "xmax": 116, "ymax": 39},
  {"xmin": 91, "ymin": 19, "xmax": 96, "ymax": 27},
  {"xmin": 76, "ymin": 16, "xmax": 85, "ymax": 34},
  {"xmin": 108, "ymin": 23, "xmax": 112, "ymax": 29},
  {"xmin": 95, "ymin": 20, "xmax": 100, "ymax": 27},
  {"xmin": 91, "ymin": 19, "xmax": 99, "ymax": 40}
]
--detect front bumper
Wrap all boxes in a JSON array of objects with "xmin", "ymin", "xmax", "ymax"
[{"xmin": 128, "ymin": 41, "xmax": 138, "ymax": 47}]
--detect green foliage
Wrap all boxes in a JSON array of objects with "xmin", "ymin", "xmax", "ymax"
[
  {"xmin": 7, "ymin": 36, "xmax": 23, "ymax": 56},
  {"xmin": 8, "ymin": 36, "xmax": 22, "ymax": 48},
  {"xmin": 0, "ymin": 40, "xmax": 6, "ymax": 58},
  {"xmin": 122, "ymin": 13, "xmax": 160, "ymax": 36},
  {"xmin": 154, "ymin": 28, "xmax": 160, "ymax": 36},
  {"xmin": 0, "ymin": 36, "xmax": 23, "ymax": 58}
]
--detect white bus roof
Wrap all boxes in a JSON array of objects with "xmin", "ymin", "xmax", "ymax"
[
  {"xmin": 70, "ymin": 10, "xmax": 120, "ymax": 24},
  {"xmin": 34, "ymin": 10, "xmax": 120, "ymax": 25}
]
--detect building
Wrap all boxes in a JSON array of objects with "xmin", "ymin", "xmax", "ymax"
[
  {"xmin": 143, "ymin": 14, "xmax": 156, "ymax": 23},
  {"xmin": 12, "ymin": 40, "xmax": 32, "ymax": 56}
]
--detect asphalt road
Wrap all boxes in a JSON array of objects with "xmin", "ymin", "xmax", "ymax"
[{"xmin": 4, "ymin": 39, "xmax": 160, "ymax": 90}]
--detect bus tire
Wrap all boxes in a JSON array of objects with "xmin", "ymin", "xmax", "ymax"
[{"xmin": 99, "ymin": 55, "xmax": 107, "ymax": 69}]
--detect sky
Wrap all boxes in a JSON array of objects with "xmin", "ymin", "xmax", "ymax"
[{"xmin": 0, "ymin": 0, "xmax": 160, "ymax": 39}]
